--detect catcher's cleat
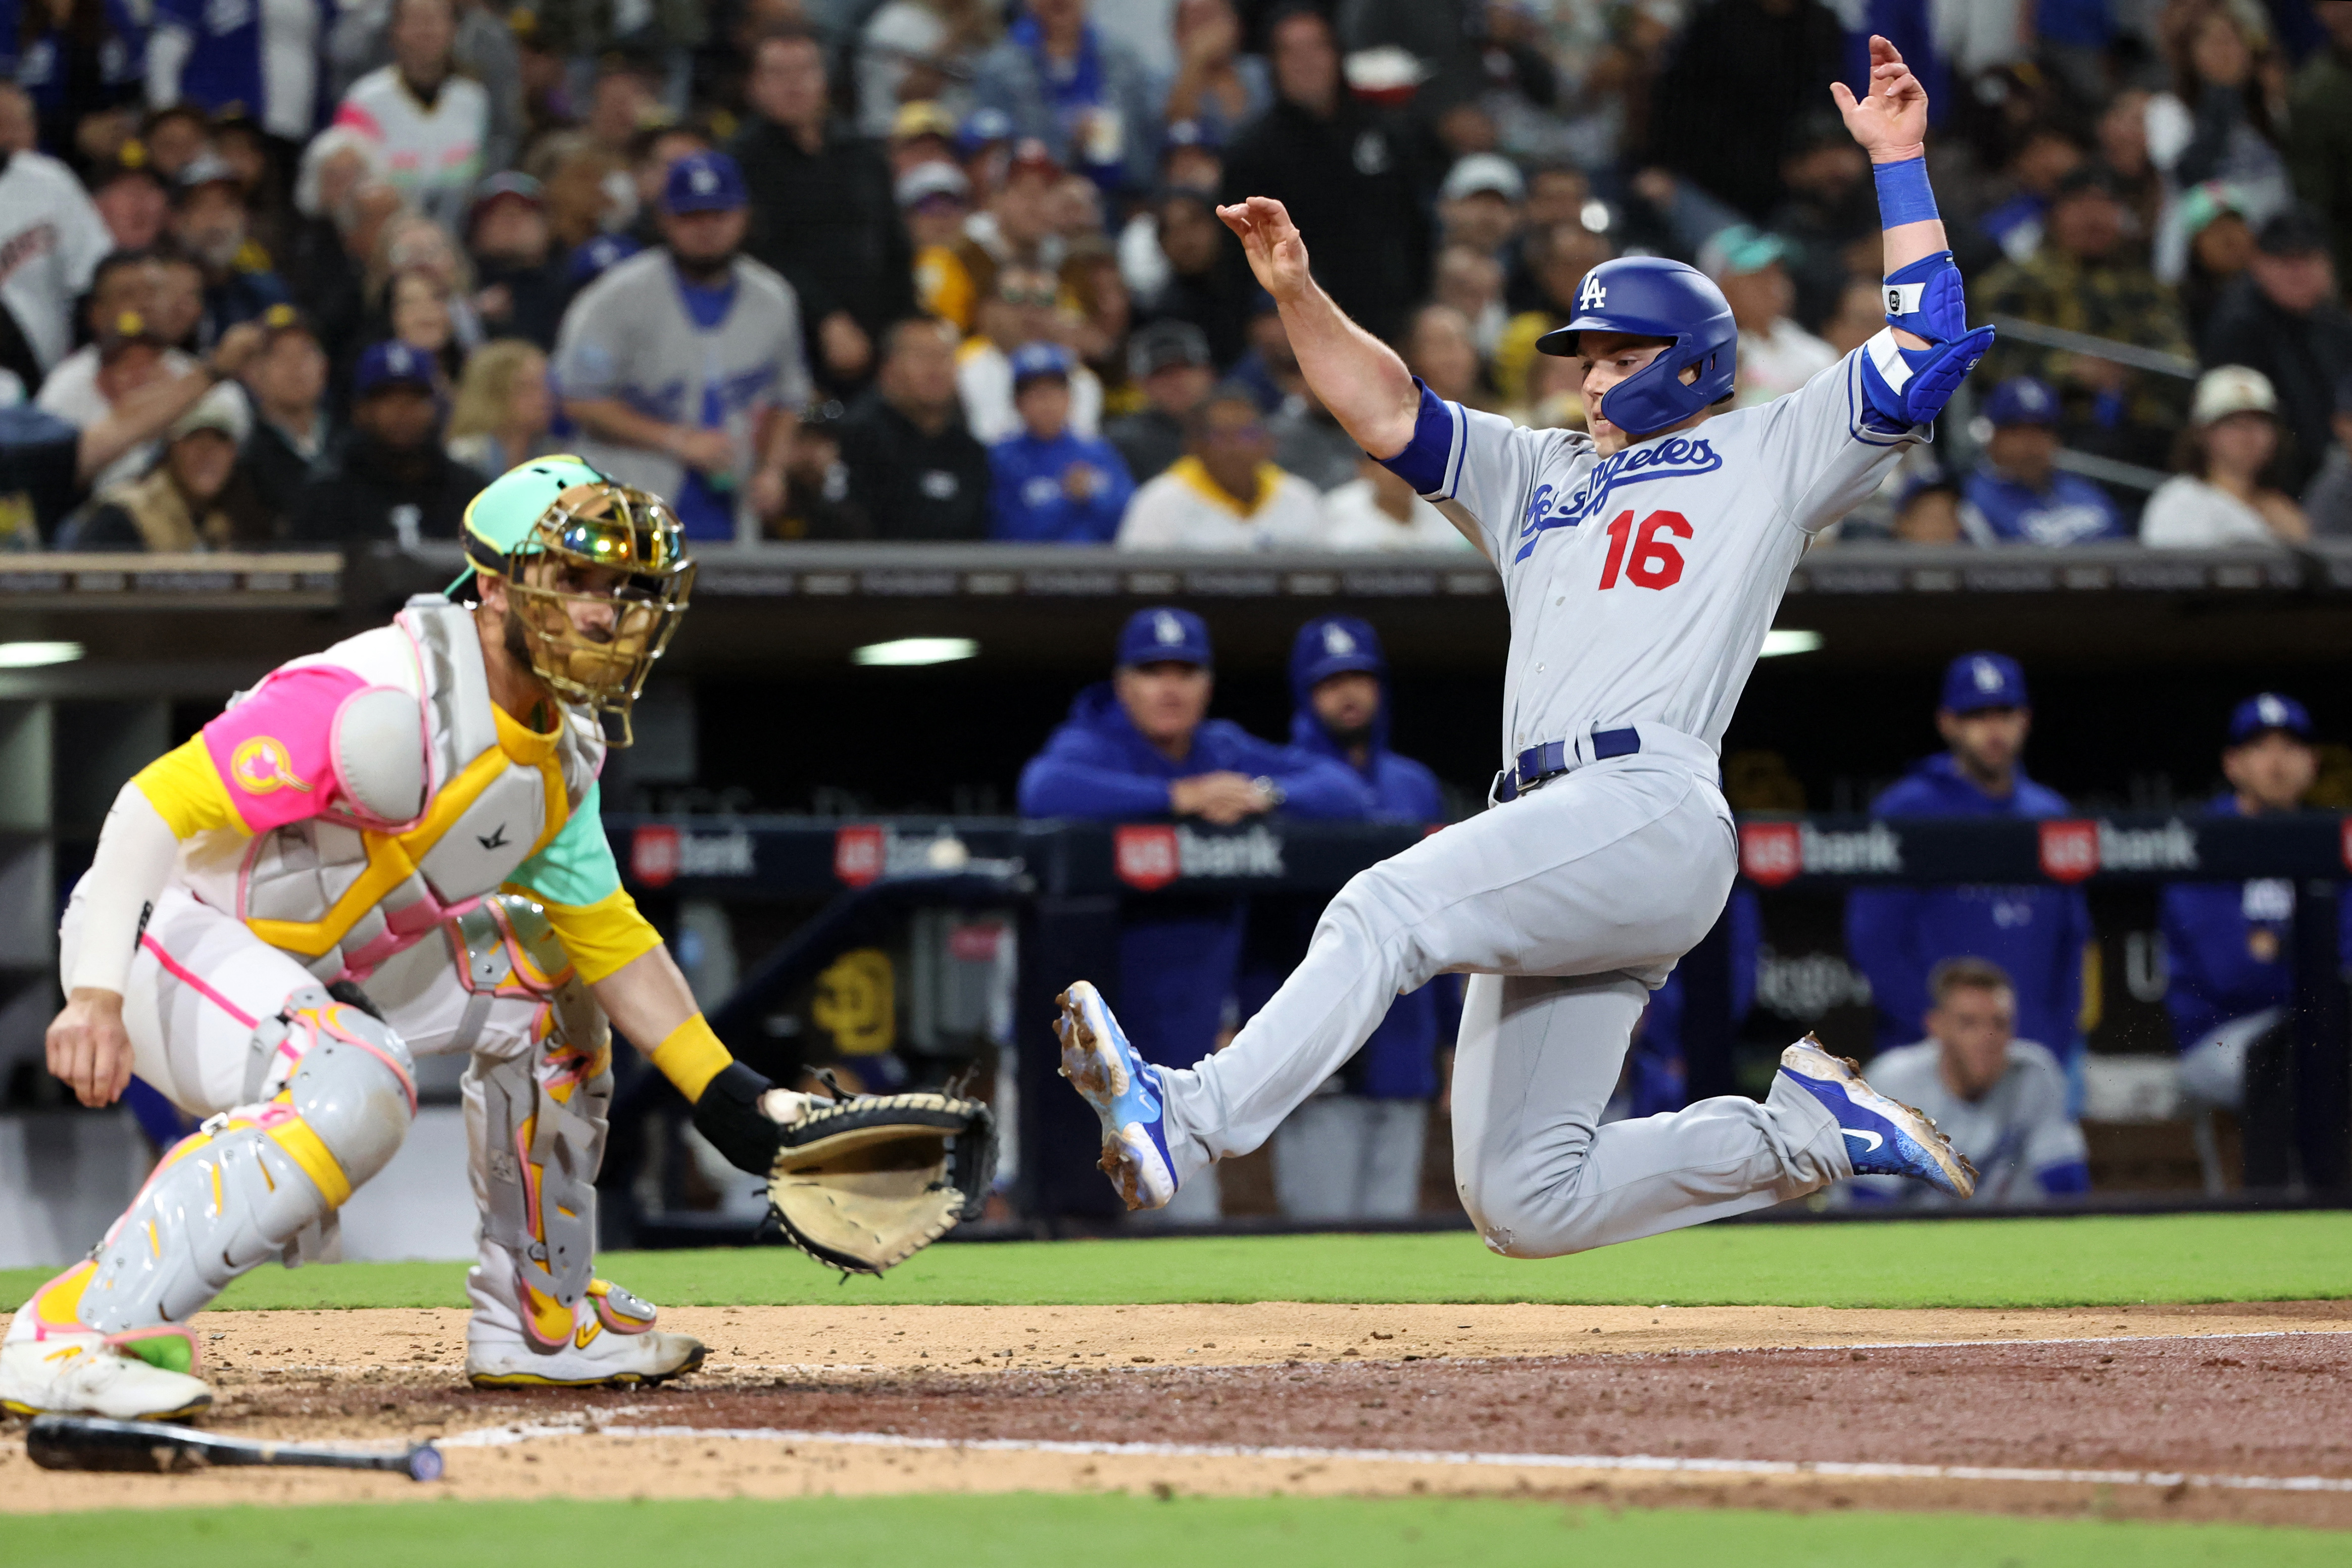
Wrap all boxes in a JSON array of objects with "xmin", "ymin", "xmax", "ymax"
[
  {"xmin": 465, "ymin": 1255, "xmax": 705, "ymax": 1389},
  {"xmin": 1055, "ymin": 981, "xmax": 1177, "ymax": 1211},
  {"xmin": 1778, "ymin": 1036, "xmax": 1978, "ymax": 1200},
  {"xmin": 1, "ymin": 1264, "xmax": 213, "ymax": 1420}
]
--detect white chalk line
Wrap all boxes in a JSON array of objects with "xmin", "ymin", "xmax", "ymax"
[{"xmin": 432, "ymin": 1415, "xmax": 2352, "ymax": 1496}]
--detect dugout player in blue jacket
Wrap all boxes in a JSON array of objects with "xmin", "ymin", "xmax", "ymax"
[
  {"xmin": 1019, "ymin": 608, "xmax": 1375, "ymax": 1216},
  {"xmin": 1845, "ymin": 652, "xmax": 2095, "ymax": 1089},
  {"xmin": 1957, "ymin": 377, "xmax": 2126, "ymax": 547},
  {"xmin": 988, "ymin": 342, "xmax": 1135, "ymax": 543}
]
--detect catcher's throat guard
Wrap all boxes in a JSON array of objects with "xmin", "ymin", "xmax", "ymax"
[
  {"xmin": 759, "ymin": 1089, "xmax": 997, "ymax": 1276},
  {"xmin": 463, "ymin": 470, "xmax": 694, "ymax": 747}
]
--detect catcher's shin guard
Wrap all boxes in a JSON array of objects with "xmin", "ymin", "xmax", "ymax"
[{"xmin": 79, "ymin": 992, "xmax": 417, "ymax": 1341}]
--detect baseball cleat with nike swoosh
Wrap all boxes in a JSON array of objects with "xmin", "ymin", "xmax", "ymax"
[
  {"xmin": 1778, "ymin": 1036, "xmax": 1978, "ymax": 1199},
  {"xmin": 1055, "ymin": 981, "xmax": 1178, "ymax": 1211}
]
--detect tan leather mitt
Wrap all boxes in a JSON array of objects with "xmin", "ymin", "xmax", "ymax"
[{"xmin": 761, "ymin": 1089, "xmax": 997, "ymax": 1275}]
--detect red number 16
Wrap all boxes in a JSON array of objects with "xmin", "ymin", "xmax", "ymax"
[{"xmin": 1598, "ymin": 509, "xmax": 1692, "ymax": 591}]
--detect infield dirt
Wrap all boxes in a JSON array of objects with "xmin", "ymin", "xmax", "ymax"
[{"xmin": 6, "ymin": 1300, "xmax": 2349, "ymax": 1527}]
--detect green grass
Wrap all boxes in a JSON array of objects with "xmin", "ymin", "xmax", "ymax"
[
  {"xmin": 10, "ymin": 1495, "xmax": 2348, "ymax": 1566},
  {"xmin": 6, "ymin": 1213, "xmax": 2348, "ymax": 1313}
]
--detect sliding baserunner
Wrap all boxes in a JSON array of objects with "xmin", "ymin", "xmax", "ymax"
[{"xmin": 1056, "ymin": 37, "xmax": 1985, "ymax": 1245}]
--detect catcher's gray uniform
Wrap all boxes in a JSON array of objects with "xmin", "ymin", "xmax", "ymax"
[{"xmin": 1154, "ymin": 351, "xmax": 1923, "ymax": 1256}]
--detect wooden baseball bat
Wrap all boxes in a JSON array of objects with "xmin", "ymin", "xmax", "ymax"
[{"xmin": 25, "ymin": 1414, "xmax": 443, "ymax": 1482}]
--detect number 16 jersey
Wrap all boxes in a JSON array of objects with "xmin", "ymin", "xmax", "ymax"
[{"xmin": 1401, "ymin": 350, "xmax": 1922, "ymax": 768}]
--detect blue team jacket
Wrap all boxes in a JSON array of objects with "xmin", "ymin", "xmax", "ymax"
[
  {"xmin": 988, "ymin": 428, "xmax": 1134, "ymax": 544},
  {"xmin": 2160, "ymin": 793, "xmax": 2352, "ymax": 1051},
  {"xmin": 1845, "ymin": 754, "xmax": 2093, "ymax": 1057},
  {"xmin": 152, "ymin": 0, "xmax": 332, "ymax": 128},
  {"xmin": 1958, "ymin": 463, "xmax": 2126, "ymax": 547},
  {"xmin": 1019, "ymin": 684, "xmax": 1376, "ymax": 1068}
]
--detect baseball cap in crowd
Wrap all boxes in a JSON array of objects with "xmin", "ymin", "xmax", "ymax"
[
  {"xmin": 1006, "ymin": 138, "xmax": 1061, "ymax": 183},
  {"xmin": 256, "ymin": 302, "xmax": 316, "ymax": 344},
  {"xmin": 1440, "ymin": 153, "xmax": 1525, "ymax": 205},
  {"xmin": 2175, "ymin": 181, "xmax": 2247, "ymax": 241},
  {"xmin": 958, "ymin": 107, "xmax": 1014, "ymax": 156},
  {"xmin": 1292, "ymin": 615, "xmax": 1385, "ymax": 690},
  {"xmin": 892, "ymin": 100, "xmax": 959, "ymax": 146},
  {"xmin": 2191, "ymin": 364, "xmax": 2277, "ymax": 425},
  {"xmin": 1941, "ymin": 651, "xmax": 2028, "ymax": 714},
  {"xmin": 2256, "ymin": 207, "xmax": 2329, "ymax": 257},
  {"xmin": 96, "ymin": 307, "xmax": 163, "ymax": 356},
  {"xmin": 662, "ymin": 151, "xmax": 746, "ymax": 214},
  {"xmin": 1009, "ymin": 340, "xmax": 1073, "ymax": 386},
  {"xmin": 2228, "ymin": 692, "xmax": 2314, "ymax": 746},
  {"xmin": 92, "ymin": 136, "xmax": 166, "ymax": 192},
  {"xmin": 895, "ymin": 161, "xmax": 970, "ymax": 210},
  {"xmin": 354, "ymin": 340, "xmax": 438, "ymax": 398},
  {"xmin": 167, "ymin": 381, "xmax": 251, "ymax": 445},
  {"xmin": 1981, "ymin": 376, "xmax": 2060, "ymax": 428},
  {"xmin": 1128, "ymin": 319, "xmax": 1212, "ymax": 380},
  {"xmin": 1163, "ymin": 118, "xmax": 1222, "ymax": 153},
  {"xmin": 174, "ymin": 153, "xmax": 241, "ymax": 200},
  {"xmin": 470, "ymin": 171, "xmax": 545, "ymax": 224},
  {"xmin": 1118, "ymin": 606, "xmax": 1212, "ymax": 669},
  {"xmin": 1698, "ymin": 223, "xmax": 1789, "ymax": 281},
  {"xmin": 568, "ymin": 233, "xmax": 642, "ymax": 286}
]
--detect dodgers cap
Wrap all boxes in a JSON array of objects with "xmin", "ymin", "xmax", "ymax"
[
  {"xmin": 1291, "ymin": 615, "xmax": 1385, "ymax": 690},
  {"xmin": 353, "ymin": 340, "xmax": 437, "ymax": 396},
  {"xmin": 2228, "ymin": 692, "xmax": 2314, "ymax": 746},
  {"xmin": 1980, "ymin": 376, "xmax": 2060, "ymax": 427},
  {"xmin": 1941, "ymin": 651, "xmax": 2028, "ymax": 714},
  {"xmin": 662, "ymin": 151, "xmax": 747, "ymax": 214},
  {"xmin": 1117, "ymin": 606, "xmax": 1212, "ymax": 669}
]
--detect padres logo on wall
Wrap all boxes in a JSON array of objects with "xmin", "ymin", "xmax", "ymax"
[
  {"xmin": 228, "ymin": 736, "xmax": 312, "ymax": 795},
  {"xmin": 812, "ymin": 948, "xmax": 894, "ymax": 1056}
]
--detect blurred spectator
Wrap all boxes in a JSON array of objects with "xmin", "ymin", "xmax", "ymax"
[
  {"xmin": 1701, "ymin": 224, "xmax": 1834, "ymax": 407},
  {"xmin": 537, "ymin": 137, "xmax": 627, "ymax": 253},
  {"xmin": 763, "ymin": 400, "xmax": 860, "ymax": 542},
  {"xmin": 0, "ymin": 138, "xmax": 111, "ymax": 380},
  {"xmin": 1492, "ymin": 220, "xmax": 1610, "ymax": 410},
  {"xmin": 1891, "ymin": 469, "xmax": 1963, "ymax": 544},
  {"xmin": 2148, "ymin": 1, "xmax": 2293, "ymax": 281},
  {"xmin": 465, "ymin": 174, "xmax": 566, "ymax": 350},
  {"xmin": 1434, "ymin": 242, "xmax": 1507, "ymax": 360},
  {"xmin": 1222, "ymin": 5, "xmax": 1428, "ymax": 342},
  {"xmin": 1105, "ymin": 319, "xmax": 1214, "ymax": 482},
  {"xmin": 944, "ymin": 138, "xmax": 1066, "ymax": 332},
  {"xmin": 238, "ymin": 304, "xmax": 330, "ymax": 525},
  {"xmin": 835, "ymin": 316, "xmax": 992, "ymax": 541},
  {"xmin": 2, "ymin": 2, "xmax": 139, "ymax": 156},
  {"xmin": 959, "ymin": 261, "xmax": 1102, "ymax": 445},
  {"xmin": 38, "ymin": 290, "xmax": 197, "ymax": 494},
  {"xmin": 333, "ymin": 0, "xmax": 489, "ymax": 231},
  {"xmin": 1502, "ymin": 344, "xmax": 1586, "ymax": 431},
  {"xmin": 555, "ymin": 151, "xmax": 810, "ymax": 543},
  {"xmin": 2200, "ymin": 209, "xmax": 2352, "ymax": 493},
  {"xmin": 732, "ymin": 26, "xmax": 915, "ymax": 389},
  {"xmin": 341, "ymin": 0, "xmax": 525, "ymax": 177},
  {"xmin": 2097, "ymin": 90, "xmax": 2165, "ymax": 259},
  {"xmin": 2286, "ymin": 2, "xmax": 2352, "ymax": 285},
  {"xmin": 1974, "ymin": 165, "xmax": 2196, "ymax": 472},
  {"xmin": 146, "ymin": 0, "xmax": 318, "ymax": 145},
  {"xmin": 2173, "ymin": 182, "xmax": 2257, "ymax": 341},
  {"xmin": 1840, "ymin": 957, "xmax": 2090, "ymax": 1209},
  {"xmin": 901, "ymin": 162, "xmax": 976, "ymax": 326},
  {"xmin": 1401, "ymin": 302, "xmax": 1492, "ymax": 413},
  {"xmin": 1258, "ymin": 616, "xmax": 1450, "ymax": 1220},
  {"xmin": 1320, "ymin": 455, "xmax": 1473, "ymax": 552},
  {"xmin": 90, "ymin": 138, "xmax": 171, "ymax": 252},
  {"xmin": 1161, "ymin": 0, "xmax": 1269, "ymax": 149},
  {"xmin": 289, "ymin": 340, "xmax": 483, "ymax": 543},
  {"xmin": 385, "ymin": 267, "xmax": 462, "ymax": 384},
  {"xmin": 1117, "ymin": 382, "xmax": 1325, "ymax": 548},
  {"xmin": 988, "ymin": 340, "xmax": 1133, "ymax": 543},
  {"xmin": 855, "ymin": 4, "xmax": 999, "ymax": 140},
  {"xmin": 2162, "ymin": 695, "xmax": 2322, "ymax": 1157},
  {"xmin": 1133, "ymin": 186, "xmax": 1254, "ymax": 369},
  {"xmin": 2305, "ymin": 372, "xmax": 2352, "ymax": 535},
  {"xmin": 1267, "ymin": 378, "xmax": 1362, "ymax": 493},
  {"xmin": 138, "ymin": 101, "xmax": 207, "ymax": 181},
  {"xmin": 1768, "ymin": 110, "xmax": 1877, "ymax": 329},
  {"xmin": 1436, "ymin": 153, "xmax": 1525, "ymax": 258},
  {"xmin": 211, "ymin": 107, "xmax": 295, "ymax": 269},
  {"xmin": 1845, "ymin": 653, "xmax": 2096, "ymax": 1086},
  {"xmin": 444, "ymin": 339, "xmax": 551, "ymax": 476},
  {"xmin": 1971, "ymin": 125, "xmax": 2085, "ymax": 269},
  {"xmin": 282, "ymin": 128, "xmax": 386, "ymax": 330},
  {"xmin": 1957, "ymin": 377, "xmax": 2127, "ymax": 546},
  {"xmin": 170, "ymin": 154, "xmax": 289, "ymax": 348},
  {"xmin": 625, "ymin": 122, "xmax": 714, "ymax": 246},
  {"xmin": 577, "ymin": 58, "xmax": 657, "ymax": 159},
  {"xmin": 150, "ymin": 248, "xmax": 205, "ymax": 349},
  {"xmin": 1647, "ymin": 0, "xmax": 1842, "ymax": 222},
  {"xmin": 971, "ymin": 0, "xmax": 1157, "ymax": 197},
  {"xmin": 2142, "ymin": 365, "xmax": 2308, "ymax": 547},
  {"xmin": 1115, "ymin": 118, "xmax": 1226, "ymax": 303},
  {"xmin": 1820, "ymin": 274, "xmax": 1888, "ymax": 358},
  {"xmin": 68, "ymin": 382, "xmax": 267, "ymax": 550}
]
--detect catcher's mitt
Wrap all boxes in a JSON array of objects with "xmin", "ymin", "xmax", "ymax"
[{"xmin": 759, "ymin": 1088, "xmax": 996, "ymax": 1275}]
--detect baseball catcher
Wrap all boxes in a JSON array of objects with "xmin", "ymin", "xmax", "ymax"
[{"xmin": 4, "ymin": 458, "xmax": 989, "ymax": 1422}]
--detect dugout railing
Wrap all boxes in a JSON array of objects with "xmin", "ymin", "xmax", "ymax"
[{"xmin": 603, "ymin": 811, "xmax": 2351, "ymax": 1231}]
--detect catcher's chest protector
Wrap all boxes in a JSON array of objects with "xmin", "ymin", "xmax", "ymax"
[{"xmin": 190, "ymin": 598, "xmax": 604, "ymax": 984}]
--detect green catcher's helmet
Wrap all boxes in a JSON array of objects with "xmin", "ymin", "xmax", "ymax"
[{"xmin": 458, "ymin": 455, "xmax": 695, "ymax": 747}]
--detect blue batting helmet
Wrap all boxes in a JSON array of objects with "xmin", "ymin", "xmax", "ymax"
[{"xmin": 1535, "ymin": 257, "xmax": 1737, "ymax": 437}]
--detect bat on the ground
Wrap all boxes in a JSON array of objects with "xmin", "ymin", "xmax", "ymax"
[{"xmin": 25, "ymin": 1414, "xmax": 442, "ymax": 1481}]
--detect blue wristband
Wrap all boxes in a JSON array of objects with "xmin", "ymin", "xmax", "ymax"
[{"xmin": 1873, "ymin": 156, "xmax": 1939, "ymax": 228}]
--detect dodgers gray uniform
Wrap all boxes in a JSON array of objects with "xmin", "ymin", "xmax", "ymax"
[
  {"xmin": 1153, "ymin": 350, "xmax": 1921, "ymax": 1256},
  {"xmin": 552, "ymin": 249, "xmax": 811, "ymax": 537}
]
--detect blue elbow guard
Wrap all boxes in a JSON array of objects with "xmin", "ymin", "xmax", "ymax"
[
  {"xmin": 1881, "ymin": 250, "xmax": 1969, "ymax": 343},
  {"xmin": 1859, "ymin": 324, "xmax": 1994, "ymax": 427}
]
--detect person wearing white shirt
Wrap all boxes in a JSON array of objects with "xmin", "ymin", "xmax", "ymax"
[
  {"xmin": 1117, "ymin": 385, "xmax": 1326, "ymax": 550},
  {"xmin": 1702, "ymin": 223, "xmax": 1837, "ymax": 408},
  {"xmin": 2141, "ymin": 365, "xmax": 2310, "ymax": 548},
  {"xmin": 332, "ymin": 0, "xmax": 488, "ymax": 231},
  {"xmin": 0, "ymin": 146, "xmax": 113, "ymax": 377},
  {"xmin": 1321, "ymin": 456, "xmax": 1478, "ymax": 552},
  {"xmin": 956, "ymin": 261, "xmax": 1103, "ymax": 446}
]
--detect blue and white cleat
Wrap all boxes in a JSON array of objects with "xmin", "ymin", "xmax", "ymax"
[
  {"xmin": 1055, "ymin": 981, "xmax": 1178, "ymax": 1211},
  {"xmin": 1779, "ymin": 1036, "xmax": 1978, "ymax": 1199}
]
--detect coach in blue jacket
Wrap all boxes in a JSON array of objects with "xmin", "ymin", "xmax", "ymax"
[
  {"xmin": 1240, "ymin": 616, "xmax": 1458, "ymax": 1219},
  {"xmin": 1018, "ymin": 607, "xmax": 1375, "ymax": 1216},
  {"xmin": 1845, "ymin": 653, "xmax": 2096, "ymax": 1091}
]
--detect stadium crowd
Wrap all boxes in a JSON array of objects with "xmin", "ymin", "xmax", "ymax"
[{"xmin": 1, "ymin": 0, "xmax": 2349, "ymax": 553}]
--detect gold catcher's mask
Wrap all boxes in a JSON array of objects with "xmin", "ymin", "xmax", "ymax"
[{"xmin": 460, "ymin": 459, "xmax": 694, "ymax": 746}]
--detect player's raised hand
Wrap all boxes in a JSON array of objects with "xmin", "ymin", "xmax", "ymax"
[
  {"xmin": 1831, "ymin": 34, "xmax": 1928, "ymax": 163},
  {"xmin": 1216, "ymin": 195, "xmax": 1313, "ymax": 304}
]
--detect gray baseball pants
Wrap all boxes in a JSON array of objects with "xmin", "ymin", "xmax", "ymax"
[{"xmin": 1153, "ymin": 727, "xmax": 1852, "ymax": 1257}]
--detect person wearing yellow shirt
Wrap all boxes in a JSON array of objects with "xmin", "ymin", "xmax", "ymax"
[{"xmin": 1115, "ymin": 384, "xmax": 1327, "ymax": 550}]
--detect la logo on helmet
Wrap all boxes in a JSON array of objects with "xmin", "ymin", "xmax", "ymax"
[{"xmin": 1578, "ymin": 275, "xmax": 1607, "ymax": 312}]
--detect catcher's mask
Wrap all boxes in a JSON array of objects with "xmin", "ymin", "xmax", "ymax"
[{"xmin": 459, "ymin": 457, "xmax": 695, "ymax": 747}]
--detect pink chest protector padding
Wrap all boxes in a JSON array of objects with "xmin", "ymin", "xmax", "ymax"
[{"xmin": 331, "ymin": 685, "xmax": 429, "ymax": 828}]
